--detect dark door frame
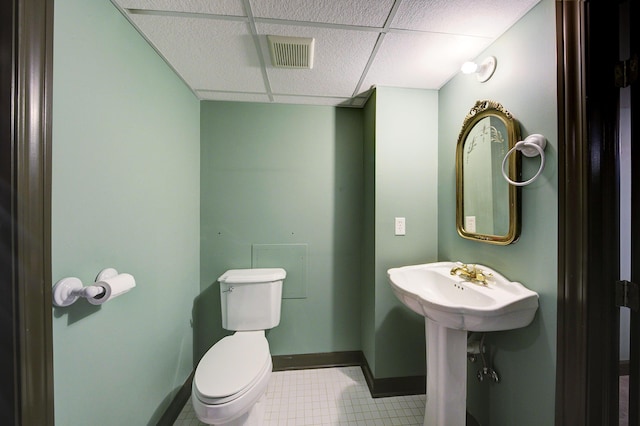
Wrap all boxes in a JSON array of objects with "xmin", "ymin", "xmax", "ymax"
[
  {"xmin": 1, "ymin": 1, "xmax": 17, "ymax": 421},
  {"xmin": 627, "ymin": 0, "xmax": 640, "ymax": 422},
  {"xmin": 3, "ymin": 0, "xmax": 54, "ymax": 424},
  {"xmin": 556, "ymin": 0, "xmax": 628, "ymax": 425}
]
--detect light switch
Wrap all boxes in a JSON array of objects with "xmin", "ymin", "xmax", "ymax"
[{"xmin": 395, "ymin": 217, "xmax": 406, "ymax": 236}]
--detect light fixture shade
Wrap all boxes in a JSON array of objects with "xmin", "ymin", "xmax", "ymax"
[
  {"xmin": 461, "ymin": 56, "xmax": 497, "ymax": 82},
  {"xmin": 476, "ymin": 56, "xmax": 497, "ymax": 82}
]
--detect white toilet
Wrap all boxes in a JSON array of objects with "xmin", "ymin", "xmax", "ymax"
[{"xmin": 192, "ymin": 268, "xmax": 286, "ymax": 426}]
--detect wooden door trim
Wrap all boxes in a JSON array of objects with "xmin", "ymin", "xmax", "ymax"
[
  {"xmin": 556, "ymin": 0, "xmax": 621, "ymax": 424},
  {"xmin": 555, "ymin": 1, "xmax": 589, "ymax": 422},
  {"xmin": 14, "ymin": 0, "xmax": 54, "ymax": 423}
]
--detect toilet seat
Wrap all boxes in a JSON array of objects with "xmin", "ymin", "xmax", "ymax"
[{"xmin": 194, "ymin": 331, "xmax": 271, "ymax": 405}]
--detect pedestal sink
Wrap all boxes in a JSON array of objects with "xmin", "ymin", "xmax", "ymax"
[{"xmin": 387, "ymin": 261, "xmax": 539, "ymax": 426}]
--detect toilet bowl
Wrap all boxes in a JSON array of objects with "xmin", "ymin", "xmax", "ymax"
[
  {"xmin": 192, "ymin": 331, "xmax": 272, "ymax": 425},
  {"xmin": 191, "ymin": 268, "xmax": 286, "ymax": 426}
]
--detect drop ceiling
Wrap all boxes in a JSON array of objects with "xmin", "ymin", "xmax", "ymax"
[{"xmin": 111, "ymin": 0, "xmax": 540, "ymax": 107}]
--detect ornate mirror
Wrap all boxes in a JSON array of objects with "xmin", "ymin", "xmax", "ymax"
[{"xmin": 456, "ymin": 100, "xmax": 521, "ymax": 245}]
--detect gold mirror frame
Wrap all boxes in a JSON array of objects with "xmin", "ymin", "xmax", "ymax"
[{"xmin": 455, "ymin": 100, "xmax": 521, "ymax": 245}]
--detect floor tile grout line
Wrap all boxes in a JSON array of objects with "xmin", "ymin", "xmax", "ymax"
[{"xmin": 175, "ymin": 366, "xmax": 425, "ymax": 426}]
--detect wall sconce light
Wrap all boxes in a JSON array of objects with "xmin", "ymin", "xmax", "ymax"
[{"xmin": 461, "ymin": 56, "xmax": 497, "ymax": 82}]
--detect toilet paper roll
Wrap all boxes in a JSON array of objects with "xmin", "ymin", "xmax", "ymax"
[{"xmin": 88, "ymin": 273, "xmax": 136, "ymax": 305}]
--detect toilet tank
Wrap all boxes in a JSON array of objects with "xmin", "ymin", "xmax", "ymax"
[{"xmin": 218, "ymin": 268, "xmax": 286, "ymax": 331}]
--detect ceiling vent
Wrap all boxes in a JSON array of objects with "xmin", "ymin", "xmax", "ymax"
[{"xmin": 267, "ymin": 35, "xmax": 315, "ymax": 69}]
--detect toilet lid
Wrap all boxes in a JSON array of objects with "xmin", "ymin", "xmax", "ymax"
[{"xmin": 194, "ymin": 332, "xmax": 270, "ymax": 400}]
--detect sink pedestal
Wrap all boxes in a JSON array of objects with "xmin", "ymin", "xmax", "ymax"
[{"xmin": 425, "ymin": 318, "xmax": 467, "ymax": 426}]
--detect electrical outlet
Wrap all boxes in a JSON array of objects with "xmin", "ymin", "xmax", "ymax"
[
  {"xmin": 395, "ymin": 217, "xmax": 406, "ymax": 236},
  {"xmin": 465, "ymin": 216, "xmax": 477, "ymax": 233}
]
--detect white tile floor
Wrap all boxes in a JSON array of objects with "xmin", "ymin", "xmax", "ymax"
[{"xmin": 175, "ymin": 366, "xmax": 426, "ymax": 426}]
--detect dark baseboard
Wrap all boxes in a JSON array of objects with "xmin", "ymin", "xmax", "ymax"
[
  {"xmin": 620, "ymin": 360, "xmax": 630, "ymax": 376},
  {"xmin": 360, "ymin": 355, "xmax": 426, "ymax": 398},
  {"xmin": 156, "ymin": 370, "xmax": 194, "ymax": 426},
  {"xmin": 272, "ymin": 350, "xmax": 364, "ymax": 371},
  {"xmin": 272, "ymin": 350, "xmax": 425, "ymax": 398}
]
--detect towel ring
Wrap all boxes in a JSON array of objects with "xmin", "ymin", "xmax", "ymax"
[{"xmin": 501, "ymin": 134, "xmax": 546, "ymax": 187}]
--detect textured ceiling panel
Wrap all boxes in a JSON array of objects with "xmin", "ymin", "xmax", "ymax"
[
  {"xmin": 257, "ymin": 23, "xmax": 378, "ymax": 97},
  {"xmin": 196, "ymin": 91, "xmax": 271, "ymax": 103},
  {"xmin": 251, "ymin": 0, "xmax": 395, "ymax": 27},
  {"xmin": 361, "ymin": 32, "xmax": 493, "ymax": 91},
  {"xmin": 129, "ymin": 14, "xmax": 266, "ymax": 92},
  {"xmin": 115, "ymin": 0, "xmax": 245, "ymax": 15},
  {"xmin": 111, "ymin": 0, "xmax": 543, "ymax": 107},
  {"xmin": 392, "ymin": 0, "xmax": 541, "ymax": 38}
]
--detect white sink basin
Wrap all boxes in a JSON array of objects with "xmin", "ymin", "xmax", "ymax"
[
  {"xmin": 387, "ymin": 261, "xmax": 539, "ymax": 425},
  {"xmin": 387, "ymin": 261, "xmax": 539, "ymax": 332}
]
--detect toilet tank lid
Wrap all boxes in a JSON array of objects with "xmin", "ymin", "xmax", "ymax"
[{"xmin": 218, "ymin": 268, "xmax": 286, "ymax": 284}]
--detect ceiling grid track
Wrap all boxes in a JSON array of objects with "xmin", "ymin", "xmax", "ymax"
[
  {"xmin": 253, "ymin": 17, "xmax": 386, "ymax": 33},
  {"xmin": 242, "ymin": 0, "xmax": 274, "ymax": 102},
  {"xmin": 109, "ymin": 2, "xmax": 204, "ymax": 101},
  {"xmin": 351, "ymin": 0, "xmax": 404, "ymax": 102},
  {"xmin": 127, "ymin": 8, "xmax": 248, "ymax": 22}
]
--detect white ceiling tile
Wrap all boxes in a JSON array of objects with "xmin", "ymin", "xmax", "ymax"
[
  {"xmin": 250, "ymin": 0, "xmax": 395, "ymax": 27},
  {"xmin": 128, "ymin": 14, "xmax": 266, "ymax": 92},
  {"xmin": 256, "ymin": 23, "xmax": 378, "ymax": 97},
  {"xmin": 114, "ymin": 0, "xmax": 245, "ymax": 15},
  {"xmin": 197, "ymin": 91, "xmax": 271, "ymax": 102},
  {"xmin": 111, "ymin": 0, "xmax": 542, "ymax": 107},
  {"xmin": 361, "ymin": 32, "xmax": 493, "ymax": 90},
  {"xmin": 391, "ymin": 0, "xmax": 541, "ymax": 38}
]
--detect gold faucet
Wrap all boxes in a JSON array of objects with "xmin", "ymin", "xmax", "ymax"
[{"xmin": 450, "ymin": 263, "xmax": 492, "ymax": 286}]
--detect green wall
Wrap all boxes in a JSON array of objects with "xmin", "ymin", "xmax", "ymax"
[
  {"xmin": 50, "ymin": 0, "xmax": 558, "ymax": 423},
  {"xmin": 437, "ymin": 0, "xmax": 558, "ymax": 424},
  {"xmin": 51, "ymin": 0, "xmax": 200, "ymax": 424},
  {"xmin": 362, "ymin": 87, "xmax": 439, "ymax": 378},
  {"xmin": 198, "ymin": 102, "xmax": 364, "ymax": 359}
]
